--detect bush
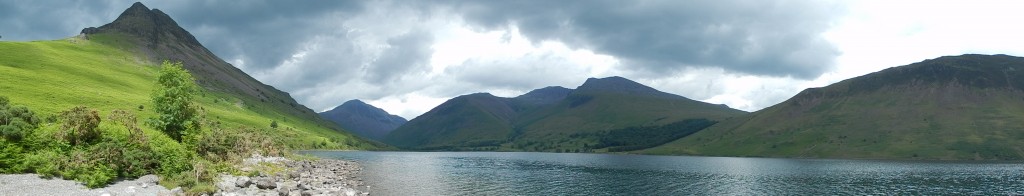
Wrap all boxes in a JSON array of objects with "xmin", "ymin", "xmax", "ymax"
[
  {"xmin": 0, "ymin": 96, "xmax": 40, "ymax": 142},
  {"xmin": 22, "ymin": 149, "xmax": 61, "ymax": 177},
  {"xmin": 0, "ymin": 142, "xmax": 25, "ymax": 173},
  {"xmin": 148, "ymin": 61, "xmax": 201, "ymax": 142},
  {"xmin": 191, "ymin": 126, "xmax": 285, "ymax": 162},
  {"xmin": 58, "ymin": 106, "xmax": 102, "ymax": 145},
  {"xmin": 149, "ymin": 133, "xmax": 193, "ymax": 176},
  {"xmin": 57, "ymin": 148, "xmax": 118, "ymax": 188}
]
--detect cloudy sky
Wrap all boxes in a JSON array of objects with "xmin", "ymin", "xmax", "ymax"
[{"xmin": 2, "ymin": 0, "xmax": 1023, "ymax": 119}]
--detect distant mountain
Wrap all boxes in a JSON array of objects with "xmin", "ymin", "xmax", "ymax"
[
  {"xmin": 384, "ymin": 76, "xmax": 747, "ymax": 151},
  {"xmin": 319, "ymin": 100, "xmax": 407, "ymax": 141},
  {"xmin": 61, "ymin": 2, "xmax": 380, "ymax": 149},
  {"xmin": 646, "ymin": 54, "xmax": 1024, "ymax": 160}
]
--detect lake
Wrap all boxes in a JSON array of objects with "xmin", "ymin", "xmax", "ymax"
[{"xmin": 303, "ymin": 151, "xmax": 1024, "ymax": 195}]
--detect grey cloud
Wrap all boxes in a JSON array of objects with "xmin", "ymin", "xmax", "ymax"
[
  {"xmin": 365, "ymin": 30, "xmax": 434, "ymax": 84},
  {"xmin": 448, "ymin": 54, "xmax": 590, "ymax": 96},
  {"xmin": 0, "ymin": 0, "xmax": 366, "ymax": 73},
  {"xmin": 447, "ymin": 0, "xmax": 843, "ymax": 79}
]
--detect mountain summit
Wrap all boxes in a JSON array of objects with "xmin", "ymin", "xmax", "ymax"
[
  {"xmin": 320, "ymin": 100, "xmax": 408, "ymax": 141},
  {"xmin": 81, "ymin": 2, "xmax": 201, "ymax": 49},
  {"xmin": 574, "ymin": 76, "xmax": 680, "ymax": 98}
]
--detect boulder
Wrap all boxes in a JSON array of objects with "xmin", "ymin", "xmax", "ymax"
[
  {"xmin": 235, "ymin": 176, "xmax": 252, "ymax": 188},
  {"xmin": 256, "ymin": 177, "xmax": 277, "ymax": 189}
]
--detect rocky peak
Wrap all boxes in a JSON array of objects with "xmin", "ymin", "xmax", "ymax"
[{"xmin": 81, "ymin": 2, "xmax": 201, "ymax": 49}]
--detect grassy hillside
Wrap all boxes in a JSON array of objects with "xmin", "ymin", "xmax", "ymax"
[
  {"xmin": 385, "ymin": 93, "xmax": 516, "ymax": 149},
  {"xmin": 643, "ymin": 54, "xmax": 1024, "ymax": 160},
  {"xmin": 509, "ymin": 92, "xmax": 743, "ymax": 152},
  {"xmin": 0, "ymin": 34, "xmax": 377, "ymax": 150}
]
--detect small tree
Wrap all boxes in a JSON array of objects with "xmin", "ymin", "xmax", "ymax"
[
  {"xmin": 147, "ymin": 61, "xmax": 200, "ymax": 142},
  {"xmin": 270, "ymin": 120, "xmax": 278, "ymax": 129}
]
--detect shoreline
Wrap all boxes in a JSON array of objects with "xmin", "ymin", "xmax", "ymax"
[
  {"xmin": 217, "ymin": 154, "xmax": 369, "ymax": 196},
  {"xmin": 0, "ymin": 155, "xmax": 369, "ymax": 196}
]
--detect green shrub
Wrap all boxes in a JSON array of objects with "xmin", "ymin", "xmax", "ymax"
[
  {"xmin": 149, "ymin": 132, "xmax": 193, "ymax": 176},
  {"xmin": 147, "ymin": 61, "xmax": 201, "ymax": 142},
  {"xmin": 78, "ymin": 164, "xmax": 117, "ymax": 188},
  {"xmin": 0, "ymin": 96, "xmax": 40, "ymax": 142},
  {"xmin": 22, "ymin": 149, "xmax": 62, "ymax": 177},
  {"xmin": 58, "ymin": 106, "xmax": 102, "ymax": 145},
  {"xmin": 0, "ymin": 142, "xmax": 25, "ymax": 173},
  {"xmin": 191, "ymin": 125, "xmax": 285, "ymax": 162}
]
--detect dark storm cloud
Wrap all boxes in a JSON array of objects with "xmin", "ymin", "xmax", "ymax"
[
  {"xmin": 0, "ymin": 1, "xmax": 121, "ymax": 40},
  {"xmin": 141, "ymin": 0, "xmax": 366, "ymax": 71},
  {"xmin": 446, "ymin": 0, "xmax": 843, "ymax": 79}
]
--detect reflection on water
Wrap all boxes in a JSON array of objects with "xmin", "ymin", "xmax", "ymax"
[{"xmin": 304, "ymin": 151, "xmax": 1024, "ymax": 195}]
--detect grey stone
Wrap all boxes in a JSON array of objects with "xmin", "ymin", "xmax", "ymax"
[
  {"xmin": 236, "ymin": 176, "xmax": 252, "ymax": 188},
  {"xmin": 300, "ymin": 190, "xmax": 317, "ymax": 196},
  {"xmin": 170, "ymin": 187, "xmax": 183, "ymax": 195},
  {"xmin": 256, "ymin": 178, "xmax": 277, "ymax": 189},
  {"xmin": 277, "ymin": 187, "xmax": 291, "ymax": 196}
]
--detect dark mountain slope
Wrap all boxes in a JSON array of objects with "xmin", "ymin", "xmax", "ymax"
[
  {"xmin": 646, "ymin": 54, "xmax": 1024, "ymax": 160},
  {"xmin": 384, "ymin": 93, "xmax": 519, "ymax": 149},
  {"xmin": 319, "ymin": 100, "xmax": 407, "ymax": 141}
]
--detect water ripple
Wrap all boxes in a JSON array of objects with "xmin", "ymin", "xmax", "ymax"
[{"xmin": 304, "ymin": 151, "xmax": 1024, "ymax": 195}]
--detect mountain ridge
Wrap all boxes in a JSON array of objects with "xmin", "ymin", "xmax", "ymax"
[{"xmin": 384, "ymin": 76, "xmax": 747, "ymax": 151}]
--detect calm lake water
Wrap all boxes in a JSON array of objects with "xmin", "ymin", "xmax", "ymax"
[{"xmin": 303, "ymin": 151, "xmax": 1024, "ymax": 195}]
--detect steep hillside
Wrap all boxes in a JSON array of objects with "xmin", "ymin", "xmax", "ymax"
[
  {"xmin": 384, "ymin": 76, "xmax": 747, "ymax": 151},
  {"xmin": 645, "ymin": 54, "xmax": 1024, "ymax": 160},
  {"xmin": 510, "ymin": 77, "xmax": 746, "ymax": 151},
  {"xmin": 0, "ymin": 2, "xmax": 381, "ymax": 149},
  {"xmin": 319, "ymin": 100, "xmax": 407, "ymax": 141}
]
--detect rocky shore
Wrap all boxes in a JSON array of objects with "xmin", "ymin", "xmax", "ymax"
[
  {"xmin": 216, "ymin": 155, "xmax": 369, "ymax": 196},
  {"xmin": 0, "ymin": 155, "xmax": 368, "ymax": 196}
]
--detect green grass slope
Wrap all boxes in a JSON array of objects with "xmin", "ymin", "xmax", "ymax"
[
  {"xmin": 384, "ymin": 93, "xmax": 516, "ymax": 149},
  {"xmin": 644, "ymin": 54, "xmax": 1024, "ymax": 160},
  {"xmin": 0, "ymin": 33, "xmax": 377, "ymax": 150},
  {"xmin": 1, "ymin": 15, "xmax": 385, "ymax": 149}
]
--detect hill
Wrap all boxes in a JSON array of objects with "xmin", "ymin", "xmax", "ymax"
[
  {"xmin": 384, "ymin": 76, "xmax": 747, "ymax": 151},
  {"xmin": 644, "ymin": 54, "xmax": 1024, "ymax": 160},
  {"xmin": 319, "ymin": 100, "xmax": 407, "ymax": 141},
  {"xmin": 0, "ymin": 2, "xmax": 381, "ymax": 149}
]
